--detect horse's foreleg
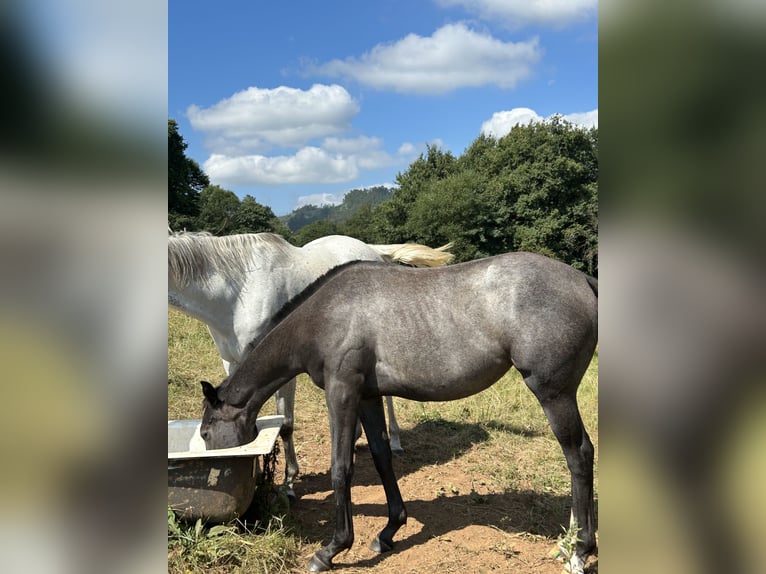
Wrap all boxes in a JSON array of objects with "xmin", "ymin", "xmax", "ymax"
[
  {"xmin": 360, "ymin": 397, "xmax": 407, "ymax": 553},
  {"xmin": 308, "ymin": 382, "xmax": 360, "ymax": 572},
  {"xmin": 384, "ymin": 396, "xmax": 403, "ymax": 454},
  {"xmin": 535, "ymin": 389, "xmax": 596, "ymax": 574},
  {"xmin": 274, "ymin": 378, "xmax": 299, "ymax": 501}
]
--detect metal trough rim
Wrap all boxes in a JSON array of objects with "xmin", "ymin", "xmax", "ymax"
[{"xmin": 168, "ymin": 414, "xmax": 283, "ymax": 460}]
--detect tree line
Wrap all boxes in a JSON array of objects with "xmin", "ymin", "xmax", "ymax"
[
  {"xmin": 282, "ymin": 186, "xmax": 394, "ymax": 232},
  {"xmin": 168, "ymin": 119, "xmax": 290, "ymax": 237},
  {"xmin": 169, "ymin": 116, "xmax": 597, "ymax": 274}
]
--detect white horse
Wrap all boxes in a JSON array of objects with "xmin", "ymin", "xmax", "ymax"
[{"xmin": 168, "ymin": 231, "xmax": 453, "ymax": 498}]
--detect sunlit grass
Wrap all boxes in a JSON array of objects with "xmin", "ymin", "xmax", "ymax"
[
  {"xmin": 167, "ymin": 510, "xmax": 300, "ymax": 574},
  {"xmin": 168, "ymin": 308, "xmax": 227, "ymax": 420}
]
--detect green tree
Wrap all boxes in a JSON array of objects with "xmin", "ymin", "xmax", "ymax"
[
  {"xmin": 368, "ymin": 146, "xmax": 458, "ymax": 243},
  {"xmin": 333, "ymin": 186, "xmax": 393, "ymax": 222},
  {"xmin": 232, "ymin": 195, "xmax": 294, "ymax": 240},
  {"xmin": 280, "ymin": 186, "xmax": 394, "ymax": 233},
  {"xmin": 369, "ymin": 119, "xmax": 598, "ymax": 271},
  {"xmin": 494, "ymin": 119, "xmax": 598, "ymax": 272},
  {"xmin": 395, "ymin": 144, "xmax": 458, "ymax": 204},
  {"xmin": 168, "ymin": 119, "xmax": 208, "ymax": 222},
  {"xmin": 340, "ymin": 204, "xmax": 375, "ymax": 243},
  {"xmin": 271, "ymin": 121, "xmax": 597, "ymax": 271},
  {"xmin": 404, "ymin": 171, "xmax": 490, "ymax": 262},
  {"xmin": 233, "ymin": 195, "xmax": 278, "ymax": 234},
  {"xmin": 282, "ymin": 203, "xmax": 335, "ymax": 232},
  {"xmin": 268, "ymin": 218, "xmax": 294, "ymax": 242},
  {"xmin": 197, "ymin": 185, "xmax": 240, "ymax": 234},
  {"xmin": 293, "ymin": 220, "xmax": 340, "ymax": 246}
]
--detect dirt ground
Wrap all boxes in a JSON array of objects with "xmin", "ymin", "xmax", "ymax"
[{"xmin": 278, "ymin": 421, "xmax": 598, "ymax": 573}]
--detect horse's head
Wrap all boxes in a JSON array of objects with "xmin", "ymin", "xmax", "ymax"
[{"xmin": 199, "ymin": 381, "xmax": 254, "ymax": 449}]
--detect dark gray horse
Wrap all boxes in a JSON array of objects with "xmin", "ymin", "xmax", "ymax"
[{"xmin": 200, "ymin": 252, "xmax": 598, "ymax": 572}]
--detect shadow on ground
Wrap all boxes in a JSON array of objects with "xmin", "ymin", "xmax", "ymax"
[
  {"xmin": 290, "ymin": 418, "xmax": 571, "ymax": 542},
  {"xmin": 294, "ymin": 418, "xmax": 544, "ymax": 492}
]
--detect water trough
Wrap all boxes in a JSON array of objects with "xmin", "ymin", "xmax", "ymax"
[{"xmin": 168, "ymin": 415, "xmax": 283, "ymax": 522}]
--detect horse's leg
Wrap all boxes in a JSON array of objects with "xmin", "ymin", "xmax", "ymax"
[
  {"xmin": 354, "ymin": 419, "xmax": 363, "ymax": 444},
  {"xmin": 384, "ymin": 396, "xmax": 403, "ymax": 454},
  {"xmin": 307, "ymin": 381, "xmax": 360, "ymax": 572},
  {"xmin": 360, "ymin": 397, "xmax": 407, "ymax": 552},
  {"xmin": 274, "ymin": 377, "xmax": 299, "ymax": 501},
  {"xmin": 538, "ymin": 390, "xmax": 595, "ymax": 573},
  {"xmin": 524, "ymin": 373, "xmax": 595, "ymax": 574},
  {"xmin": 356, "ymin": 397, "xmax": 403, "ymax": 454}
]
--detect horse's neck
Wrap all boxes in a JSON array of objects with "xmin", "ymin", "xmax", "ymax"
[
  {"xmin": 169, "ymin": 273, "xmax": 240, "ymax": 334},
  {"xmin": 226, "ymin": 319, "xmax": 309, "ymax": 408},
  {"xmin": 169, "ymin": 248, "xmax": 319, "ymax": 365}
]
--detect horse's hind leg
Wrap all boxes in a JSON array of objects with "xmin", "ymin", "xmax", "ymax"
[
  {"xmin": 525, "ymin": 376, "xmax": 596, "ymax": 573},
  {"xmin": 274, "ymin": 378, "xmax": 299, "ymax": 501},
  {"xmin": 384, "ymin": 396, "xmax": 403, "ymax": 454},
  {"xmin": 360, "ymin": 397, "xmax": 407, "ymax": 552},
  {"xmin": 354, "ymin": 396, "xmax": 403, "ymax": 454}
]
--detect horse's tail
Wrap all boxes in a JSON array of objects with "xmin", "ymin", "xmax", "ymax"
[
  {"xmin": 586, "ymin": 275, "xmax": 598, "ymax": 297},
  {"xmin": 369, "ymin": 242, "xmax": 454, "ymax": 267}
]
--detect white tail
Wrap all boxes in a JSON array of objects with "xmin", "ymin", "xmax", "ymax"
[{"xmin": 369, "ymin": 242, "xmax": 454, "ymax": 267}]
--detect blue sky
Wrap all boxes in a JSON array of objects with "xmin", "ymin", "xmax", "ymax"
[{"xmin": 169, "ymin": 0, "xmax": 597, "ymax": 216}]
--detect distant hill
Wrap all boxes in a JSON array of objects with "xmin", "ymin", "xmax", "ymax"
[{"xmin": 281, "ymin": 185, "xmax": 394, "ymax": 232}]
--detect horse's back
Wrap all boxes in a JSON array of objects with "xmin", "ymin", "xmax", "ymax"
[
  {"xmin": 302, "ymin": 235, "xmax": 382, "ymax": 267},
  {"xmin": 308, "ymin": 252, "xmax": 596, "ymax": 331},
  {"xmin": 300, "ymin": 253, "xmax": 597, "ymax": 398}
]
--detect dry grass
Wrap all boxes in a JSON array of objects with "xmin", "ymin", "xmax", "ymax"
[
  {"xmin": 168, "ymin": 511, "xmax": 299, "ymax": 574},
  {"xmin": 168, "ymin": 309, "xmax": 227, "ymax": 420}
]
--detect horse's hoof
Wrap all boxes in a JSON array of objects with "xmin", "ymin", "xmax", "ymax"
[
  {"xmin": 286, "ymin": 488, "xmax": 297, "ymax": 506},
  {"xmin": 563, "ymin": 554, "xmax": 585, "ymax": 574},
  {"xmin": 369, "ymin": 536, "xmax": 393, "ymax": 553},
  {"xmin": 391, "ymin": 447, "xmax": 404, "ymax": 456},
  {"xmin": 307, "ymin": 554, "xmax": 332, "ymax": 572}
]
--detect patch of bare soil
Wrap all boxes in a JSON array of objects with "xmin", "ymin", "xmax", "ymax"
[{"xmin": 278, "ymin": 425, "xmax": 597, "ymax": 573}]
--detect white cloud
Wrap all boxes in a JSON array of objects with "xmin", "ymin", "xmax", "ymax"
[
  {"xmin": 203, "ymin": 147, "xmax": 359, "ymax": 186},
  {"xmin": 319, "ymin": 136, "xmax": 393, "ymax": 169},
  {"xmin": 202, "ymin": 134, "xmax": 405, "ymax": 186},
  {"xmin": 397, "ymin": 142, "xmax": 417, "ymax": 156},
  {"xmin": 481, "ymin": 108, "xmax": 543, "ymax": 136},
  {"xmin": 322, "ymin": 136, "xmax": 397, "ymax": 170},
  {"xmin": 308, "ymin": 23, "xmax": 541, "ymax": 94},
  {"xmin": 187, "ymin": 84, "xmax": 359, "ymax": 151},
  {"xmin": 199, "ymin": 127, "xmax": 416, "ymax": 187},
  {"xmin": 562, "ymin": 109, "xmax": 599, "ymax": 129},
  {"xmin": 435, "ymin": 0, "xmax": 597, "ymax": 29},
  {"xmin": 481, "ymin": 107, "xmax": 598, "ymax": 137}
]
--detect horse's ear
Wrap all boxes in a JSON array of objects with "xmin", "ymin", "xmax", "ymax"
[{"xmin": 200, "ymin": 381, "xmax": 221, "ymax": 407}]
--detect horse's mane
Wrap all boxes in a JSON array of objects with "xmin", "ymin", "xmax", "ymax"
[
  {"xmin": 245, "ymin": 259, "xmax": 376, "ymax": 353},
  {"xmin": 168, "ymin": 231, "xmax": 295, "ymax": 287}
]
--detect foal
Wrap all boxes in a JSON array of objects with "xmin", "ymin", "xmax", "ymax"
[{"xmin": 200, "ymin": 252, "xmax": 598, "ymax": 573}]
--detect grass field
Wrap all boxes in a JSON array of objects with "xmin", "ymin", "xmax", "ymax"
[{"xmin": 168, "ymin": 307, "xmax": 598, "ymax": 573}]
